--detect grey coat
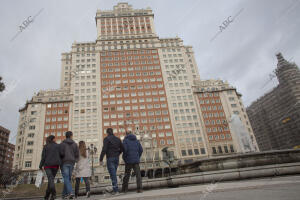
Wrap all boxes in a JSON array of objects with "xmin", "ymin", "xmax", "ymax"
[
  {"xmin": 74, "ymin": 150, "xmax": 91, "ymax": 178},
  {"xmin": 60, "ymin": 138, "xmax": 79, "ymax": 165}
]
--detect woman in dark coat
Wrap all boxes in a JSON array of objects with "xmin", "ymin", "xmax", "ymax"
[{"xmin": 39, "ymin": 135, "xmax": 61, "ymax": 200}]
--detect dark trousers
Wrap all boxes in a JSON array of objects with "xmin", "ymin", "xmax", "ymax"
[
  {"xmin": 107, "ymin": 157, "xmax": 119, "ymax": 192},
  {"xmin": 75, "ymin": 177, "xmax": 90, "ymax": 196},
  {"xmin": 44, "ymin": 168, "xmax": 58, "ymax": 199},
  {"xmin": 122, "ymin": 163, "xmax": 142, "ymax": 192}
]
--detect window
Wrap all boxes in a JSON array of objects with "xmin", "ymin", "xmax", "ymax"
[
  {"xmin": 26, "ymin": 149, "xmax": 33, "ymax": 154},
  {"xmin": 25, "ymin": 161, "xmax": 32, "ymax": 168},
  {"xmin": 212, "ymin": 147, "xmax": 217, "ymax": 154},
  {"xmin": 200, "ymin": 148, "xmax": 206, "ymax": 154},
  {"xmin": 181, "ymin": 150, "xmax": 187, "ymax": 156},
  {"xmin": 218, "ymin": 146, "xmax": 223, "ymax": 153},
  {"xmin": 224, "ymin": 146, "xmax": 229, "ymax": 153},
  {"xmin": 194, "ymin": 149, "xmax": 200, "ymax": 155},
  {"xmin": 230, "ymin": 145, "xmax": 235, "ymax": 152},
  {"xmin": 188, "ymin": 149, "xmax": 193, "ymax": 155}
]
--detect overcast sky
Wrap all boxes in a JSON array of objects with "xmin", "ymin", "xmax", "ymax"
[{"xmin": 1, "ymin": 0, "xmax": 300, "ymax": 143}]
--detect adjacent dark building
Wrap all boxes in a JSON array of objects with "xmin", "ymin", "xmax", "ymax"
[
  {"xmin": 6, "ymin": 143, "xmax": 15, "ymax": 171},
  {"xmin": 0, "ymin": 125, "xmax": 10, "ymax": 171},
  {"xmin": 247, "ymin": 53, "xmax": 300, "ymax": 151}
]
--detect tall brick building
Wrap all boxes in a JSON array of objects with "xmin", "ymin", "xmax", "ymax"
[
  {"xmin": 14, "ymin": 3, "xmax": 256, "ymax": 182},
  {"xmin": 247, "ymin": 53, "xmax": 300, "ymax": 151}
]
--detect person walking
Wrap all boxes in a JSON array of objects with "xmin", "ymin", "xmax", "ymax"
[
  {"xmin": 39, "ymin": 135, "xmax": 61, "ymax": 200},
  {"xmin": 60, "ymin": 131, "xmax": 79, "ymax": 199},
  {"xmin": 99, "ymin": 128, "xmax": 124, "ymax": 195},
  {"xmin": 74, "ymin": 141, "xmax": 91, "ymax": 198},
  {"xmin": 121, "ymin": 131, "xmax": 143, "ymax": 193}
]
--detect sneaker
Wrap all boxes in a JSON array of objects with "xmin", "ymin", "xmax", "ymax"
[
  {"xmin": 61, "ymin": 195, "xmax": 68, "ymax": 200},
  {"xmin": 86, "ymin": 191, "xmax": 91, "ymax": 198},
  {"xmin": 111, "ymin": 191, "xmax": 120, "ymax": 196},
  {"xmin": 137, "ymin": 189, "xmax": 143, "ymax": 193},
  {"xmin": 68, "ymin": 194, "xmax": 75, "ymax": 199}
]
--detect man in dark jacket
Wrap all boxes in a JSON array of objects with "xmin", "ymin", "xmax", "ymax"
[
  {"xmin": 99, "ymin": 128, "xmax": 124, "ymax": 194},
  {"xmin": 39, "ymin": 135, "xmax": 61, "ymax": 200},
  {"xmin": 60, "ymin": 131, "xmax": 79, "ymax": 199},
  {"xmin": 121, "ymin": 131, "xmax": 143, "ymax": 193}
]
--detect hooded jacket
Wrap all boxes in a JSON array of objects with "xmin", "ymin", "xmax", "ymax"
[
  {"xmin": 122, "ymin": 134, "xmax": 143, "ymax": 164},
  {"xmin": 39, "ymin": 142, "xmax": 61, "ymax": 169},
  {"xmin": 60, "ymin": 138, "xmax": 79, "ymax": 165},
  {"xmin": 99, "ymin": 134, "xmax": 124, "ymax": 161}
]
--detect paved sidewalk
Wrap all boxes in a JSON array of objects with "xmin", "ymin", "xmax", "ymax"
[{"xmin": 76, "ymin": 175, "xmax": 300, "ymax": 200}]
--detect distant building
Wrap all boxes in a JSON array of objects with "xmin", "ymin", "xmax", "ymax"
[
  {"xmin": 0, "ymin": 125, "xmax": 10, "ymax": 171},
  {"xmin": 6, "ymin": 143, "xmax": 15, "ymax": 171},
  {"xmin": 247, "ymin": 53, "xmax": 300, "ymax": 151},
  {"xmin": 13, "ymin": 89, "xmax": 72, "ymax": 172},
  {"xmin": 193, "ymin": 80, "xmax": 259, "ymax": 156}
]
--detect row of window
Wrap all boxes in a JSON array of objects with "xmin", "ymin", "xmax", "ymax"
[
  {"xmin": 177, "ymin": 129, "xmax": 201, "ymax": 135},
  {"xmin": 103, "ymin": 117, "xmax": 170, "ymax": 126},
  {"xmin": 103, "ymin": 84, "xmax": 164, "ymax": 92},
  {"xmin": 74, "ymin": 95, "xmax": 97, "ymax": 100},
  {"xmin": 205, "ymin": 119, "xmax": 227, "ymax": 126},
  {"xmin": 75, "ymin": 82, "xmax": 96, "ymax": 87},
  {"xmin": 173, "ymin": 108, "xmax": 197, "ymax": 114},
  {"xmin": 163, "ymin": 58, "xmax": 184, "ymax": 63},
  {"xmin": 169, "ymin": 82, "xmax": 190, "ymax": 88},
  {"xmin": 76, "ymin": 53, "xmax": 96, "ymax": 57},
  {"xmin": 73, "ymin": 75, "xmax": 97, "ymax": 80},
  {"xmin": 171, "ymin": 95, "xmax": 194, "ymax": 103},
  {"xmin": 153, "ymin": 139, "xmax": 173, "ymax": 146},
  {"xmin": 46, "ymin": 110, "xmax": 69, "ymax": 115},
  {"xmin": 103, "ymin": 97, "xmax": 166, "ymax": 105},
  {"xmin": 179, "ymin": 137, "xmax": 203, "ymax": 143},
  {"xmin": 47, "ymin": 103, "xmax": 69, "ymax": 108},
  {"xmin": 103, "ymin": 90, "xmax": 166, "ymax": 99},
  {"xmin": 175, "ymin": 123, "xmax": 200, "ymax": 128},
  {"xmin": 101, "ymin": 50, "xmax": 157, "ymax": 57},
  {"xmin": 45, "ymin": 124, "xmax": 68, "ymax": 129},
  {"xmin": 162, "ymin": 54, "xmax": 183, "ymax": 58},
  {"xmin": 208, "ymin": 134, "xmax": 231, "ymax": 140},
  {"xmin": 101, "ymin": 59, "xmax": 159, "ymax": 66},
  {"xmin": 172, "ymin": 101, "xmax": 195, "ymax": 107},
  {"xmin": 212, "ymin": 145, "xmax": 234, "ymax": 154},
  {"xmin": 162, "ymin": 48, "xmax": 182, "ymax": 53},
  {"xmin": 182, "ymin": 148, "xmax": 206, "ymax": 156},
  {"xmin": 201, "ymin": 105, "xmax": 223, "ymax": 111},
  {"xmin": 74, "ymin": 88, "xmax": 97, "ymax": 94},
  {"xmin": 102, "ymin": 79, "xmax": 163, "ymax": 87},
  {"xmin": 101, "ymin": 55, "xmax": 158, "ymax": 61},
  {"xmin": 74, "ymin": 108, "xmax": 97, "ymax": 114},
  {"xmin": 199, "ymin": 99, "xmax": 221, "ymax": 104},
  {"xmin": 203, "ymin": 112, "xmax": 225, "ymax": 118},
  {"xmin": 75, "ymin": 47, "xmax": 95, "ymax": 52},
  {"xmin": 174, "ymin": 115, "xmax": 198, "ymax": 121},
  {"xmin": 73, "ymin": 122, "xmax": 97, "ymax": 128},
  {"xmin": 207, "ymin": 127, "xmax": 228, "ymax": 133},
  {"xmin": 198, "ymin": 92, "xmax": 220, "ymax": 98},
  {"xmin": 45, "ymin": 117, "xmax": 68, "ymax": 122},
  {"xmin": 76, "ymin": 59, "xmax": 96, "ymax": 63},
  {"xmin": 74, "ymin": 102, "xmax": 97, "ymax": 107}
]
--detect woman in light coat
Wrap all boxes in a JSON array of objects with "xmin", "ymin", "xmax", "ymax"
[{"xmin": 74, "ymin": 141, "xmax": 91, "ymax": 198}]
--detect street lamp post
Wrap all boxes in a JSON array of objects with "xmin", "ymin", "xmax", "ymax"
[{"xmin": 88, "ymin": 144, "xmax": 97, "ymax": 181}]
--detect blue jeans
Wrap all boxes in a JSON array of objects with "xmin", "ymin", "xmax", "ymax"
[
  {"xmin": 61, "ymin": 164, "xmax": 74, "ymax": 196},
  {"xmin": 107, "ymin": 157, "xmax": 119, "ymax": 192}
]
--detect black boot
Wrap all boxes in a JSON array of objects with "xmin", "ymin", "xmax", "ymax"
[{"xmin": 44, "ymin": 191, "xmax": 50, "ymax": 200}]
